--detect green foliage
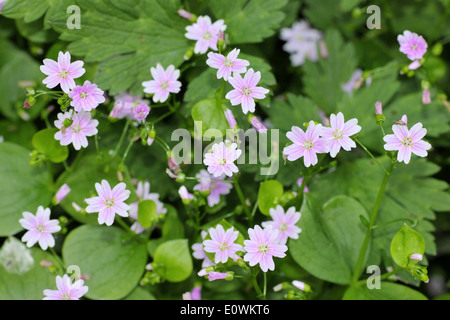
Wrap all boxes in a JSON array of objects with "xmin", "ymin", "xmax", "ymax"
[
  {"xmin": 62, "ymin": 225, "xmax": 147, "ymax": 300},
  {"xmin": 138, "ymin": 200, "xmax": 157, "ymax": 229},
  {"xmin": 289, "ymin": 195, "xmax": 369, "ymax": 285},
  {"xmin": 257, "ymin": 180, "xmax": 284, "ymax": 216},
  {"xmin": 390, "ymin": 224, "xmax": 426, "ymax": 268},
  {"xmin": 32, "ymin": 128, "xmax": 69, "ymax": 163},
  {"xmin": 0, "ymin": 142, "xmax": 53, "ymax": 236},
  {"xmin": 191, "ymin": 99, "xmax": 228, "ymax": 138},
  {"xmin": 152, "ymin": 239, "xmax": 193, "ymax": 283},
  {"xmin": 343, "ymin": 282, "xmax": 428, "ymax": 300}
]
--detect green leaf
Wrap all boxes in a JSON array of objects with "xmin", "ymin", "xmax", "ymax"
[
  {"xmin": 289, "ymin": 195, "xmax": 369, "ymax": 285},
  {"xmin": 210, "ymin": 0, "xmax": 288, "ymax": 44},
  {"xmin": 302, "ymin": 29, "xmax": 358, "ymax": 114},
  {"xmin": 257, "ymin": 180, "xmax": 284, "ymax": 216},
  {"xmin": 56, "ymin": 152, "xmax": 137, "ymax": 225},
  {"xmin": 390, "ymin": 224, "xmax": 426, "ymax": 268},
  {"xmin": 138, "ymin": 200, "xmax": 157, "ymax": 229},
  {"xmin": 62, "ymin": 225, "xmax": 147, "ymax": 300},
  {"xmin": 191, "ymin": 99, "xmax": 228, "ymax": 138},
  {"xmin": 48, "ymin": 0, "xmax": 191, "ymax": 95},
  {"xmin": 123, "ymin": 287, "xmax": 156, "ymax": 300},
  {"xmin": 343, "ymin": 282, "xmax": 427, "ymax": 300},
  {"xmin": 153, "ymin": 239, "xmax": 193, "ymax": 283},
  {"xmin": 0, "ymin": 142, "xmax": 53, "ymax": 236},
  {"xmin": 32, "ymin": 128, "xmax": 69, "ymax": 163},
  {"xmin": 311, "ymin": 157, "xmax": 450, "ymax": 266},
  {"xmin": 147, "ymin": 205, "xmax": 184, "ymax": 256},
  {"xmin": 2, "ymin": 0, "xmax": 54, "ymax": 23},
  {"xmin": 0, "ymin": 248, "xmax": 58, "ymax": 300}
]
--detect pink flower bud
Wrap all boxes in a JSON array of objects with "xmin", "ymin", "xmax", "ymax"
[
  {"xmin": 410, "ymin": 253, "xmax": 423, "ymax": 261},
  {"xmin": 224, "ymin": 108, "xmax": 237, "ymax": 129},
  {"xmin": 166, "ymin": 169, "xmax": 178, "ymax": 179},
  {"xmin": 55, "ymin": 184, "xmax": 71, "ymax": 204},
  {"xmin": 375, "ymin": 101, "xmax": 383, "ymax": 115},
  {"xmin": 292, "ymin": 280, "xmax": 306, "ymax": 291},
  {"xmin": 319, "ymin": 40, "xmax": 328, "ymax": 59},
  {"xmin": 133, "ymin": 103, "xmax": 150, "ymax": 122},
  {"xmin": 422, "ymin": 90, "xmax": 431, "ymax": 104},
  {"xmin": 251, "ymin": 116, "xmax": 267, "ymax": 134},
  {"xmin": 177, "ymin": 9, "xmax": 193, "ymax": 20},
  {"xmin": 178, "ymin": 186, "xmax": 194, "ymax": 202},
  {"xmin": 408, "ymin": 60, "xmax": 421, "ymax": 70},
  {"xmin": 147, "ymin": 137, "xmax": 154, "ymax": 146},
  {"xmin": 168, "ymin": 157, "xmax": 181, "ymax": 173},
  {"xmin": 207, "ymin": 271, "xmax": 228, "ymax": 281}
]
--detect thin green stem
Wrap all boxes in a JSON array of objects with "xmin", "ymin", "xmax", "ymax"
[
  {"xmin": 120, "ymin": 138, "xmax": 135, "ymax": 165},
  {"xmin": 115, "ymin": 217, "xmax": 134, "ymax": 235},
  {"xmin": 153, "ymin": 110, "xmax": 175, "ymax": 124},
  {"xmin": 356, "ymin": 268, "xmax": 402, "ymax": 286},
  {"xmin": 233, "ymin": 176, "xmax": 251, "ymax": 222},
  {"xmin": 114, "ymin": 120, "xmax": 131, "ymax": 156},
  {"xmin": 351, "ymin": 158, "xmax": 396, "ymax": 284},
  {"xmin": 95, "ymin": 134, "xmax": 100, "ymax": 155},
  {"xmin": 379, "ymin": 123, "xmax": 386, "ymax": 137},
  {"xmin": 295, "ymin": 175, "xmax": 309, "ymax": 210},
  {"xmin": 251, "ymin": 272, "xmax": 264, "ymax": 299},
  {"xmin": 49, "ymin": 247, "xmax": 65, "ymax": 272},
  {"xmin": 355, "ymin": 138, "xmax": 388, "ymax": 174},
  {"xmin": 263, "ymin": 272, "xmax": 267, "ymax": 299}
]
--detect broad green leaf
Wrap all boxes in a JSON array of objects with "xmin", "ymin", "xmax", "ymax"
[
  {"xmin": 123, "ymin": 287, "xmax": 156, "ymax": 300},
  {"xmin": 257, "ymin": 180, "xmax": 284, "ymax": 216},
  {"xmin": 0, "ymin": 248, "xmax": 57, "ymax": 300},
  {"xmin": 153, "ymin": 239, "xmax": 193, "ymax": 283},
  {"xmin": 56, "ymin": 152, "xmax": 137, "ymax": 225},
  {"xmin": 210, "ymin": 0, "xmax": 288, "ymax": 44},
  {"xmin": 2, "ymin": 0, "xmax": 55, "ymax": 23},
  {"xmin": 289, "ymin": 195, "xmax": 369, "ymax": 285},
  {"xmin": 147, "ymin": 205, "xmax": 184, "ymax": 256},
  {"xmin": 302, "ymin": 29, "xmax": 358, "ymax": 114},
  {"xmin": 191, "ymin": 99, "xmax": 228, "ymax": 138},
  {"xmin": 0, "ymin": 120, "xmax": 36, "ymax": 150},
  {"xmin": 138, "ymin": 200, "xmax": 157, "ymax": 229},
  {"xmin": 32, "ymin": 128, "xmax": 69, "ymax": 163},
  {"xmin": 390, "ymin": 224, "xmax": 426, "ymax": 268},
  {"xmin": 48, "ymin": 0, "xmax": 191, "ymax": 95},
  {"xmin": 343, "ymin": 282, "xmax": 427, "ymax": 300},
  {"xmin": 0, "ymin": 142, "xmax": 53, "ymax": 236},
  {"xmin": 304, "ymin": 0, "xmax": 342, "ymax": 30},
  {"xmin": 311, "ymin": 157, "xmax": 450, "ymax": 267},
  {"xmin": 62, "ymin": 225, "xmax": 147, "ymax": 300}
]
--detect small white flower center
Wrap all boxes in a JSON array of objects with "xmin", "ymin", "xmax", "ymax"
[
  {"xmin": 218, "ymin": 158, "xmax": 226, "ymax": 165},
  {"xmin": 242, "ymin": 87, "xmax": 252, "ymax": 96},
  {"xmin": 402, "ymin": 136, "xmax": 413, "ymax": 147},
  {"xmin": 223, "ymin": 59, "xmax": 234, "ymax": 67},
  {"xmin": 303, "ymin": 139, "xmax": 314, "ymax": 150},
  {"xmin": 160, "ymin": 81, "xmax": 169, "ymax": 91},
  {"xmin": 210, "ymin": 182, "xmax": 218, "ymax": 191},
  {"xmin": 104, "ymin": 198, "xmax": 115, "ymax": 208},
  {"xmin": 411, "ymin": 44, "xmax": 418, "ymax": 51},
  {"xmin": 218, "ymin": 242, "xmax": 229, "ymax": 252},
  {"xmin": 59, "ymin": 69, "xmax": 70, "ymax": 79},
  {"xmin": 36, "ymin": 224, "xmax": 46, "ymax": 233},
  {"xmin": 71, "ymin": 124, "xmax": 81, "ymax": 134},
  {"xmin": 60, "ymin": 293, "xmax": 72, "ymax": 300},
  {"xmin": 258, "ymin": 243, "xmax": 269, "ymax": 254},
  {"xmin": 332, "ymin": 129, "xmax": 343, "ymax": 140},
  {"xmin": 202, "ymin": 31, "xmax": 212, "ymax": 40},
  {"xmin": 80, "ymin": 91, "xmax": 88, "ymax": 99},
  {"xmin": 278, "ymin": 223, "xmax": 288, "ymax": 233}
]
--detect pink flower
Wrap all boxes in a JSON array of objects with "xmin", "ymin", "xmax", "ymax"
[
  {"xmin": 185, "ymin": 16, "xmax": 227, "ymax": 54},
  {"xmin": 341, "ymin": 69, "xmax": 363, "ymax": 97},
  {"xmin": 55, "ymin": 184, "xmax": 71, "ymax": 204},
  {"xmin": 110, "ymin": 92, "xmax": 149, "ymax": 119},
  {"xmin": 142, "ymin": 64, "xmax": 182, "ymax": 103},
  {"xmin": 224, "ymin": 108, "xmax": 237, "ymax": 129},
  {"xmin": 179, "ymin": 186, "xmax": 194, "ymax": 203},
  {"xmin": 129, "ymin": 181, "xmax": 167, "ymax": 234},
  {"xmin": 192, "ymin": 230, "xmax": 216, "ymax": 268},
  {"xmin": 422, "ymin": 90, "xmax": 431, "ymax": 104},
  {"xmin": 178, "ymin": 9, "xmax": 193, "ymax": 20},
  {"xmin": 203, "ymin": 142, "xmax": 242, "ymax": 177},
  {"xmin": 19, "ymin": 206, "xmax": 61, "ymax": 251},
  {"xmin": 321, "ymin": 112, "xmax": 361, "ymax": 158},
  {"xmin": 43, "ymin": 274, "xmax": 88, "ymax": 300},
  {"xmin": 54, "ymin": 110, "xmax": 99, "ymax": 150},
  {"xmin": 194, "ymin": 170, "xmax": 232, "ymax": 207},
  {"xmin": 226, "ymin": 68, "xmax": 270, "ymax": 114},
  {"xmin": 280, "ymin": 20, "xmax": 322, "ymax": 66},
  {"xmin": 183, "ymin": 286, "xmax": 202, "ymax": 300},
  {"xmin": 243, "ymin": 225, "xmax": 288, "ymax": 272},
  {"xmin": 262, "ymin": 205, "xmax": 301, "ymax": 244},
  {"xmin": 283, "ymin": 121, "xmax": 329, "ymax": 167},
  {"xmin": 40, "ymin": 51, "xmax": 85, "ymax": 93},
  {"xmin": 398, "ymin": 31, "xmax": 428, "ymax": 61},
  {"xmin": 203, "ymin": 224, "xmax": 243, "ymax": 264},
  {"xmin": 250, "ymin": 116, "xmax": 267, "ymax": 133},
  {"xmin": 68, "ymin": 81, "xmax": 105, "ymax": 112},
  {"xmin": 206, "ymin": 48, "xmax": 250, "ymax": 81},
  {"xmin": 85, "ymin": 180, "xmax": 131, "ymax": 226},
  {"xmin": 133, "ymin": 103, "xmax": 151, "ymax": 122},
  {"xmin": 383, "ymin": 121, "xmax": 432, "ymax": 164}
]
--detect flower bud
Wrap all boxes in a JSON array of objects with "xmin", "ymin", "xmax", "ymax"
[
  {"xmin": 422, "ymin": 90, "xmax": 431, "ymax": 104},
  {"xmin": 410, "ymin": 253, "xmax": 423, "ymax": 261},
  {"xmin": 224, "ymin": 108, "xmax": 237, "ymax": 129},
  {"xmin": 53, "ymin": 184, "xmax": 71, "ymax": 205},
  {"xmin": 292, "ymin": 280, "xmax": 311, "ymax": 293}
]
